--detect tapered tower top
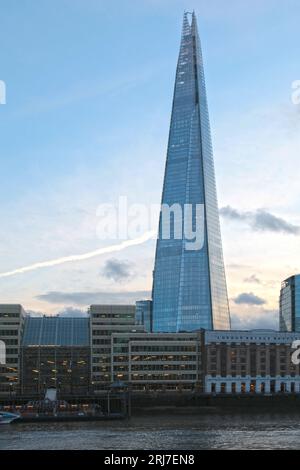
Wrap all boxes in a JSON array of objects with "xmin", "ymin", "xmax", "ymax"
[{"xmin": 152, "ymin": 12, "xmax": 231, "ymax": 332}]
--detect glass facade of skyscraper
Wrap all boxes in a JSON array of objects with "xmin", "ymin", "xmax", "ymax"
[
  {"xmin": 280, "ymin": 275, "xmax": 300, "ymax": 332},
  {"xmin": 136, "ymin": 300, "xmax": 152, "ymax": 332},
  {"xmin": 152, "ymin": 13, "xmax": 230, "ymax": 333}
]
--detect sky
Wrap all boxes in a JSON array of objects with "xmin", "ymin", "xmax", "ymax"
[{"xmin": 0, "ymin": 0, "xmax": 300, "ymax": 329}]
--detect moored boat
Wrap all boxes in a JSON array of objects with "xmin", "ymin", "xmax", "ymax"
[{"xmin": 0, "ymin": 411, "xmax": 20, "ymax": 424}]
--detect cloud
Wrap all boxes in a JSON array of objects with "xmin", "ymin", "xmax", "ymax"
[
  {"xmin": 244, "ymin": 274, "xmax": 261, "ymax": 284},
  {"xmin": 227, "ymin": 263, "xmax": 252, "ymax": 270},
  {"xmin": 36, "ymin": 290, "xmax": 151, "ymax": 306},
  {"xmin": 102, "ymin": 259, "xmax": 132, "ymax": 282},
  {"xmin": 254, "ymin": 210, "xmax": 300, "ymax": 234},
  {"xmin": 58, "ymin": 307, "xmax": 88, "ymax": 318},
  {"xmin": 26, "ymin": 307, "xmax": 88, "ymax": 317},
  {"xmin": 26, "ymin": 310, "xmax": 44, "ymax": 317},
  {"xmin": 231, "ymin": 310, "xmax": 278, "ymax": 331},
  {"xmin": 220, "ymin": 206, "xmax": 247, "ymax": 221},
  {"xmin": 220, "ymin": 206, "xmax": 300, "ymax": 235},
  {"xmin": 233, "ymin": 292, "xmax": 266, "ymax": 306}
]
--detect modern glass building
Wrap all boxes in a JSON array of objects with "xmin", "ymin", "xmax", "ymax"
[
  {"xmin": 21, "ymin": 316, "xmax": 90, "ymax": 395},
  {"xmin": 136, "ymin": 300, "xmax": 153, "ymax": 332},
  {"xmin": 152, "ymin": 12, "xmax": 231, "ymax": 332},
  {"xmin": 280, "ymin": 275, "xmax": 300, "ymax": 332},
  {"xmin": 22, "ymin": 316, "xmax": 89, "ymax": 346}
]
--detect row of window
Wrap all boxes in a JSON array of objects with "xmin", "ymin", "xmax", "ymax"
[
  {"xmin": 131, "ymin": 346, "xmax": 196, "ymax": 353},
  {"xmin": 209, "ymin": 382, "xmax": 299, "ymax": 394},
  {"xmin": 0, "ymin": 339, "xmax": 18, "ymax": 345},
  {"xmin": 0, "ymin": 313, "xmax": 21, "ymax": 318},
  {"xmin": 0, "ymin": 330, "xmax": 19, "ymax": 336},
  {"xmin": 130, "ymin": 364, "xmax": 196, "ymax": 372}
]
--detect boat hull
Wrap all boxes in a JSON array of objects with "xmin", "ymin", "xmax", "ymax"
[{"xmin": 0, "ymin": 412, "xmax": 20, "ymax": 424}]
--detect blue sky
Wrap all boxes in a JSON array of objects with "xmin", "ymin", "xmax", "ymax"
[{"xmin": 0, "ymin": 0, "xmax": 300, "ymax": 328}]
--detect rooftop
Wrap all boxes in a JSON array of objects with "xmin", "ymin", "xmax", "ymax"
[{"xmin": 22, "ymin": 316, "xmax": 90, "ymax": 347}]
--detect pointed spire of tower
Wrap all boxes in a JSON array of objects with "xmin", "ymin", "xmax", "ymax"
[
  {"xmin": 191, "ymin": 10, "xmax": 198, "ymax": 35},
  {"xmin": 182, "ymin": 11, "xmax": 191, "ymax": 37}
]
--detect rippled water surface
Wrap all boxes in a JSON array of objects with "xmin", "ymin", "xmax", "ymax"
[{"xmin": 1, "ymin": 412, "xmax": 300, "ymax": 450}]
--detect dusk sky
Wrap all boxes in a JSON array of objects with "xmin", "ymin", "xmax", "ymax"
[{"xmin": 0, "ymin": 0, "xmax": 300, "ymax": 329}]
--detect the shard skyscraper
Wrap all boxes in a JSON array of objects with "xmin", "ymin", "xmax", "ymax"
[{"xmin": 152, "ymin": 12, "xmax": 231, "ymax": 332}]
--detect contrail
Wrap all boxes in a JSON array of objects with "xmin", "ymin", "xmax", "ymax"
[{"xmin": 0, "ymin": 231, "xmax": 156, "ymax": 279}]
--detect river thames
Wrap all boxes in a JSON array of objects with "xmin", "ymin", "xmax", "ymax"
[{"xmin": 1, "ymin": 412, "xmax": 300, "ymax": 450}]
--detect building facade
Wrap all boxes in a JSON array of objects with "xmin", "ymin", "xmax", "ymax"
[
  {"xmin": 89, "ymin": 305, "xmax": 144, "ymax": 392},
  {"xmin": 204, "ymin": 330, "xmax": 300, "ymax": 394},
  {"xmin": 21, "ymin": 316, "xmax": 90, "ymax": 396},
  {"xmin": 152, "ymin": 12, "xmax": 230, "ymax": 333},
  {"xmin": 280, "ymin": 275, "xmax": 300, "ymax": 332},
  {"xmin": 111, "ymin": 331, "xmax": 203, "ymax": 392},
  {"xmin": 135, "ymin": 300, "xmax": 152, "ymax": 333},
  {"xmin": 2, "ymin": 304, "xmax": 300, "ymax": 397},
  {"xmin": 0, "ymin": 305, "xmax": 25, "ymax": 396}
]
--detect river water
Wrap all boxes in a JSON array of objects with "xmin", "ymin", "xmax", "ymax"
[{"xmin": 1, "ymin": 412, "xmax": 300, "ymax": 450}]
